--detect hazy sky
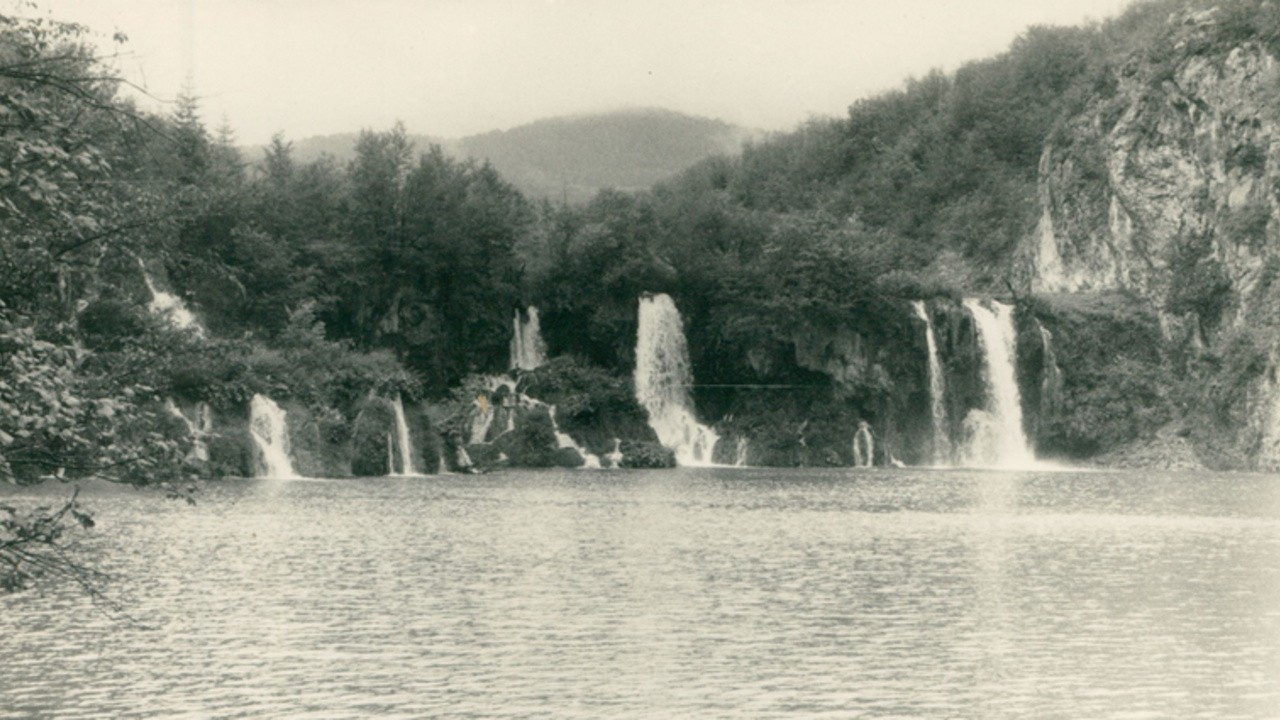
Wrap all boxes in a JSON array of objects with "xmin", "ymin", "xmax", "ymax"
[{"xmin": 25, "ymin": 0, "xmax": 1137, "ymax": 145}]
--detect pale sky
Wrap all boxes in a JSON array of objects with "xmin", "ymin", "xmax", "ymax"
[{"xmin": 23, "ymin": 0, "xmax": 1137, "ymax": 145}]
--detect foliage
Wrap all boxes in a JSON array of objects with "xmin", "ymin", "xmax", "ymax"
[
  {"xmin": 617, "ymin": 440, "xmax": 675, "ymax": 469},
  {"xmin": 495, "ymin": 406, "xmax": 559, "ymax": 467}
]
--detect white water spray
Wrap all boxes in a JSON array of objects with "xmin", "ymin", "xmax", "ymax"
[
  {"xmin": 635, "ymin": 294, "xmax": 720, "ymax": 466},
  {"xmin": 249, "ymin": 394, "xmax": 300, "ymax": 478},
  {"xmin": 734, "ymin": 437, "xmax": 750, "ymax": 467},
  {"xmin": 912, "ymin": 300, "xmax": 950, "ymax": 465},
  {"xmin": 961, "ymin": 299, "xmax": 1035, "ymax": 468},
  {"xmin": 390, "ymin": 395, "xmax": 419, "ymax": 476},
  {"xmin": 510, "ymin": 306, "xmax": 548, "ymax": 371}
]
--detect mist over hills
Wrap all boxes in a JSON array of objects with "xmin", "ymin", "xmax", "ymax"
[{"xmin": 247, "ymin": 108, "xmax": 761, "ymax": 204}]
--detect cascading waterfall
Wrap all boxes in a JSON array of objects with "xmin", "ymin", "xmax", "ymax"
[
  {"xmin": 634, "ymin": 293, "xmax": 720, "ymax": 466},
  {"xmin": 469, "ymin": 393, "xmax": 495, "ymax": 445},
  {"xmin": 543, "ymin": 403, "xmax": 602, "ymax": 469},
  {"xmin": 139, "ymin": 264, "xmax": 204, "ymax": 337},
  {"xmin": 912, "ymin": 300, "xmax": 950, "ymax": 465},
  {"xmin": 961, "ymin": 299, "xmax": 1035, "ymax": 468},
  {"xmin": 390, "ymin": 395, "xmax": 419, "ymax": 476},
  {"xmin": 734, "ymin": 437, "xmax": 750, "ymax": 467},
  {"xmin": 164, "ymin": 399, "xmax": 212, "ymax": 462},
  {"xmin": 249, "ymin": 394, "xmax": 300, "ymax": 478},
  {"xmin": 510, "ymin": 306, "xmax": 548, "ymax": 371}
]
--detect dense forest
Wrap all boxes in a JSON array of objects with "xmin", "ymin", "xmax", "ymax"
[{"xmin": 5, "ymin": 0, "xmax": 1280, "ymax": 585}]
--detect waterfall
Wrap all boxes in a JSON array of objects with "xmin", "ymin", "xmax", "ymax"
[
  {"xmin": 853, "ymin": 421, "xmax": 874, "ymax": 468},
  {"xmin": 386, "ymin": 433, "xmax": 395, "ymax": 475},
  {"xmin": 469, "ymin": 392, "xmax": 495, "ymax": 444},
  {"xmin": 545, "ymin": 403, "xmax": 602, "ymax": 469},
  {"xmin": 912, "ymin": 300, "xmax": 950, "ymax": 465},
  {"xmin": 249, "ymin": 394, "xmax": 300, "ymax": 478},
  {"xmin": 510, "ymin": 306, "xmax": 548, "ymax": 371},
  {"xmin": 605, "ymin": 438, "xmax": 624, "ymax": 469},
  {"xmin": 734, "ymin": 437, "xmax": 750, "ymax": 467},
  {"xmin": 390, "ymin": 395, "xmax": 419, "ymax": 476},
  {"xmin": 961, "ymin": 299, "xmax": 1035, "ymax": 468},
  {"xmin": 164, "ymin": 399, "xmax": 212, "ymax": 462},
  {"xmin": 1037, "ymin": 320, "xmax": 1064, "ymax": 418},
  {"xmin": 634, "ymin": 293, "xmax": 720, "ymax": 466},
  {"xmin": 140, "ymin": 264, "xmax": 204, "ymax": 337}
]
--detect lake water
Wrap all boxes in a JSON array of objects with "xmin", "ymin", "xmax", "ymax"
[{"xmin": 3, "ymin": 467, "xmax": 1279, "ymax": 718}]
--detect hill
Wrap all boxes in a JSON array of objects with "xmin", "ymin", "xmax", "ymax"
[{"xmin": 244, "ymin": 108, "xmax": 759, "ymax": 204}]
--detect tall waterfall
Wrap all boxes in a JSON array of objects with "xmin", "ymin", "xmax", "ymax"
[
  {"xmin": 249, "ymin": 394, "xmax": 299, "ymax": 478},
  {"xmin": 961, "ymin": 299, "xmax": 1035, "ymax": 468},
  {"xmin": 912, "ymin": 300, "xmax": 950, "ymax": 465},
  {"xmin": 390, "ymin": 395, "xmax": 419, "ymax": 476},
  {"xmin": 635, "ymin": 293, "xmax": 720, "ymax": 465},
  {"xmin": 510, "ymin": 306, "xmax": 548, "ymax": 371}
]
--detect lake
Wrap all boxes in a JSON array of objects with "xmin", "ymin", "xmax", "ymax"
[{"xmin": 3, "ymin": 467, "xmax": 1279, "ymax": 718}]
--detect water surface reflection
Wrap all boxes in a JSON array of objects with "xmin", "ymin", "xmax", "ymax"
[{"xmin": 3, "ymin": 467, "xmax": 1278, "ymax": 718}]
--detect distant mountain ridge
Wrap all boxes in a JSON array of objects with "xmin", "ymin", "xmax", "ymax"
[{"xmin": 246, "ymin": 108, "xmax": 761, "ymax": 204}]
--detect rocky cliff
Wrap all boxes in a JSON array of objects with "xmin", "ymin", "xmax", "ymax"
[{"xmin": 1020, "ymin": 3, "xmax": 1280, "ymax": 469}]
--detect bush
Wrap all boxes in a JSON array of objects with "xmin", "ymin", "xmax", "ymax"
[{"xmin": 618, "ymin": 440, "xmax": 676, "ymax": 469}]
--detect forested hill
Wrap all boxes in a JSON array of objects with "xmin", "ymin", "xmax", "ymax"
[
  {"xmin": 246, "ymin": 108, "xmax": 758, "ymax": 204},
  {"xmin": 451, "ymin": 109, "xmax": 759, "ymax": 204}
]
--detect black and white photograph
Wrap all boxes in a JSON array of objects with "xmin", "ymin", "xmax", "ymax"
[{"xmin": 2, "ymin": 0, "xmax": 1279, "ymax": 716}]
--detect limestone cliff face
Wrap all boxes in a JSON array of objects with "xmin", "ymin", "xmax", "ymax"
[
  {"xmin": 1025, "ymin": 8, "xmax": 1280, "ymax": 324},
  {"xmin": 1017, "ymin": 7, "xmax": 1280, "ymax": 469}
]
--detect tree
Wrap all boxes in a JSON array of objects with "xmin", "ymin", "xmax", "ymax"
[{"xmin": 0, "ymin": 11, "xmax": 193, "ymax": 593}]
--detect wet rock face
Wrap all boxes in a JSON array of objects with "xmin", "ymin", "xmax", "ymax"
[{"xmin": 1025, "ymin": 13, "xmax": 1280, "ymax": 321}]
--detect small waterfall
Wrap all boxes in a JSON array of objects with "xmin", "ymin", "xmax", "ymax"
[
  {"xmin": 853, "ymin": 421, "xmax": 874, "ymax": 468},
  {"xmin": 734, "ymin": 437, "xmax": 750, "ymax": 467},
  {"xmin": 605, "ymin": 438, "xmax": 624, "ymax": 469},
  {"xmin": 913, "ymin": 300, "xmax": 950, "ymax": 465},
  {"xmin": 961, "ymin": 299, "xmax": 1035, "ymax": 468},
  {"xmin": 249, "ymin": 394, "xmax": 299, "ymax": 478},
  {"xmin": 390, "ymin": 395, "xmax": 419, "ymax": 476},
  {"xmin": 546, "ymin": 404, "xmax": 602, "ymax": 469},
  {"xmin": 469, "ymin": 394, "xmax": 495, "ymax": 445},
  {"xmin": 634, "ymin": 293, "xmax": 720, "ymax": 466},
  {"xmin": 386, "ymin": 433, "xmax": 395, "ymax": 475},
  {"xmin": 510, "ymin": 306, "xmax": 548, "ymax": 371},
  {"xmin": 1037, "ymin": 320, "xmax": 1064, "ymax": 418},
  {"xmin": 164, "ymin": 399, "xmax": 212, "ymax": 462},
  {"xmin": 140, "ymin": 264, "xmax": 204, "ymax": 336}
]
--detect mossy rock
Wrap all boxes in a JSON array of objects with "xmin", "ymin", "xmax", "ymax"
[
  {"xmin": 553, "ymin": 446, "xmax": 586, "ymax": 468},
  {"xmin": 351, "ymin": 397, "xmax": 395, "ymax": 477},
  {"xmin": 464, "ymin": 443, "xmax": 506, "ymax": 470},
  {"xmin": 618, "ymin": 440, "xmax": 676, "ymax": 469},
  {"xmin": 494, "ymin": 406, "xmax": 559, "ymax": 467},
  {"xmin": 207, "ymin": 426, "xmax": 255, "ymax": 478}
]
